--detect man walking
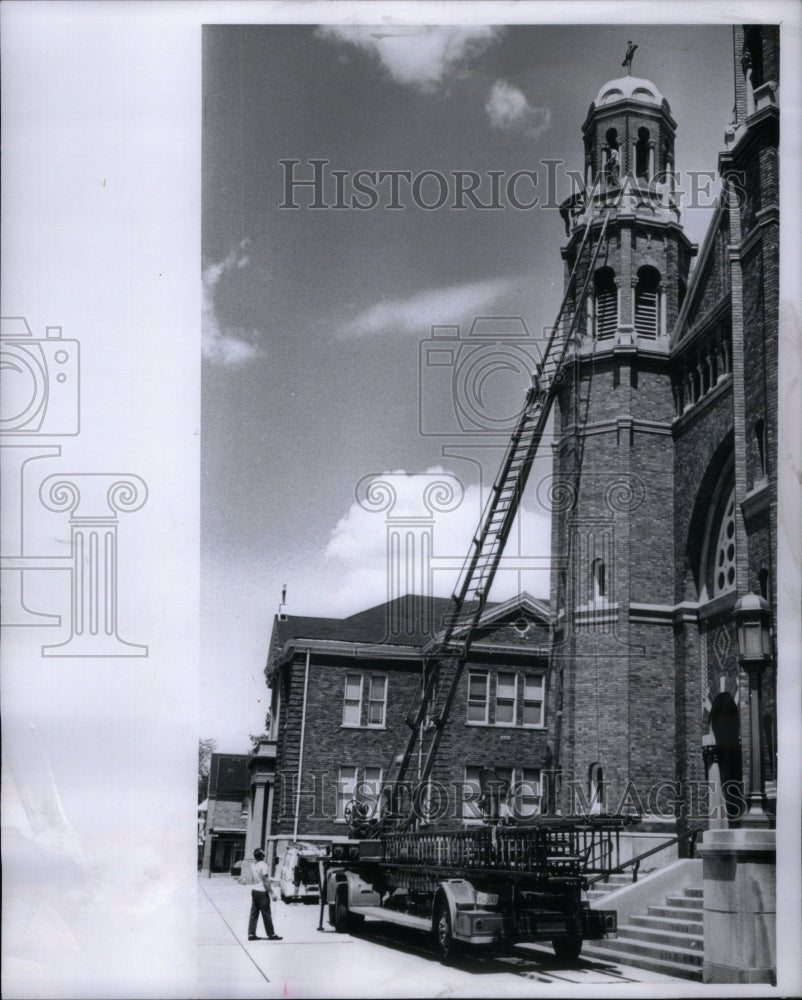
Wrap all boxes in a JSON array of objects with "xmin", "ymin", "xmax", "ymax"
[{"xmin": 248, "ymin": 848, "xmax": 282, "ymax": 941}]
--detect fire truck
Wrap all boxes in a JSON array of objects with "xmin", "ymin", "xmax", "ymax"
[{"xmin": 320, "ymin": 209, "xmax": 631, "ymax": 962}]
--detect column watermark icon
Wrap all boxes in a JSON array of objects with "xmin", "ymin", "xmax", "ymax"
[{"xmin": 0, "ymin": 317, "xmax": 149, "ymax": 657}]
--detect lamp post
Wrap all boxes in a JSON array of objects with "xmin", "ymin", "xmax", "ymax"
[{"xmin": 733, "ymin": 593, "xmax": 772, "ymax": 828}]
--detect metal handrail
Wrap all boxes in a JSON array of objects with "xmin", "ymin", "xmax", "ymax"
[{"xmin": 584, "ymin": 826, "xmax": 701, "ymax": 887}]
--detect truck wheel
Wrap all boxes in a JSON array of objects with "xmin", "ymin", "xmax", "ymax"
[
  {"xmin": 552, "ymin": 935, "xmax": 583, "ymax": 962},
  {"xmin": 434, "ymin": 899, "xmax": 459, "ymax": 964},
  {"xmin": 334, "ymin": 890, "xmax": 349, "ymax": 933}
]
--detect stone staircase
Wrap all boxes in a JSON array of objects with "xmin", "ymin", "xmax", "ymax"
[
  {"xmin": 586, "ymin": 872, "xmax": 635, "ymax": 903},
  {"xmin": 584, "ymin": 883, "xmax": 704, "ymax": 981}
]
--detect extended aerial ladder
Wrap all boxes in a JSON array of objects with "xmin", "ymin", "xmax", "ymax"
[
  {"xmin": 353, "ymin": 206, "xmax": 613, "ymax": 835},
  {"xmin": 328, "ymin": 205, "xmax": 635, "ymax": 963}
]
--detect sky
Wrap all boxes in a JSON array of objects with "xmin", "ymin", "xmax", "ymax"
[{"xmin": 201, "ymin": 22, "xmax": 735, "ymax": 751}]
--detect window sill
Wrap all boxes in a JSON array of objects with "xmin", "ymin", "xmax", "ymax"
[
  {"xmin": 340, "ymin": 724, "xmax": 387, "ymax": 731},
  {"xmin": 466, "ymin": 721, "xmax": 545, "ymax": 730}
]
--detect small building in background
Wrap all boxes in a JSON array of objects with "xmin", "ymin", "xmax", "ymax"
[{"xmin": 199, "ymin": 752, "xmax": 249, "ymax": 874}]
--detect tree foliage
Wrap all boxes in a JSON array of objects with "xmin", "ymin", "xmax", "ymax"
[{"xmin": 198, "ymin": 737, "xmax": 217, "ymax": 803}]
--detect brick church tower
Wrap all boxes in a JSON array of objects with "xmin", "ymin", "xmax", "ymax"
[
  {"xmin": 548, "ymin": 68, "xmax": 697, "ymax": 824},
  {"xmin": 549, "ymin": 29, "xmax": 779, "ymax": 844}
]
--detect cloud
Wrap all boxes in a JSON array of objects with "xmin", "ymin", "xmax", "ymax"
[
  {"xmin": 337, "ymin": 275, "xmax": 522, "ymax": 339},
  {"xmin": 316, "ymin": 25, "xmax": 503, "ymax": 92},
  {"xmin": 321, "ymin": 466, "xmax": 551, "ymax": 617},
  {"xmin": 202, "ymin": 240, "xmax": 261, "ymax": 366},
  {"xmin": 485, "ymin": 80, "xmax": 551, "ymax": 138}
]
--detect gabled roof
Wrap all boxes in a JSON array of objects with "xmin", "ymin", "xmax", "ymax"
[
  {"xmin": 470, "ymin": 591, "xmax": 550, "ymax": 630},
  {"xmin": 268, "ymin": 592, "xmax": 551, "ymax": 673},
  {"xmin": 271, "ymin": 595, "xmax": 455, "ymax": 649}
]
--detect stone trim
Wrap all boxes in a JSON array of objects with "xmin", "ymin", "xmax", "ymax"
[{"xmin": 741, "ymin": 480, "xmax": 771, "ymax": 522}]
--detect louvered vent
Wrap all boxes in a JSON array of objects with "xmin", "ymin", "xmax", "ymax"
[
  {"xmin": 595, "ymin": 290, "xmax": 617, "ymax": 340},
  {"xmin": 635, "ymin": 288, "xmax": 658, "ymax": 337}
]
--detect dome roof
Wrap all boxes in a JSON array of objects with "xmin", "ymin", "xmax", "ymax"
[{"xmin": 594, "ymin": 75, "xmax": 665, "ymax": 108}]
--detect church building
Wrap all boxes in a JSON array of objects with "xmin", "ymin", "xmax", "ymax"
[{"xmin": 548, "ymin": 25, "xmax": 778, "ymax": 839}]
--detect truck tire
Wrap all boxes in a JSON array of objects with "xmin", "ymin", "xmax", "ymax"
[
  {"xmin": 551, "ymin": 935, "xmax": 583, "ymax": 962},
  {"xmin": 434, "ymin": 899, "xmax": 459, "ymax": 964},
  {"xmin": 334, "ymin": 890, "xmax": 349, "ymax": 933}
]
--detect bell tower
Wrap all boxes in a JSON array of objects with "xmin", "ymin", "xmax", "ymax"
[{"xmin": 550, "ymin": 60, "xmax": 697, "ymax": 824}]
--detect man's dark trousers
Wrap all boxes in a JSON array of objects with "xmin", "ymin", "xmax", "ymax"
[{"xmin": 248, "ymin": 890, "xmax": 276, "ymax": 938}]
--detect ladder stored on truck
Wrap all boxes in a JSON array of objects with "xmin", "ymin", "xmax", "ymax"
[{"xmin": 348, "ymin": 208, "xmax": 613, "ymax": 836}]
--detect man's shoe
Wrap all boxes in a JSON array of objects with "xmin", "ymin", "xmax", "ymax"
[
  {"xmin": 248, "ymin": 936, "xmax": 259, "ymax": 941},
  {"xmin": 268, "ymin": 934, "xmax": 283, "ymax": 940}
]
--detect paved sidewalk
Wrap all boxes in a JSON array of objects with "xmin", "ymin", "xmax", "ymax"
[
  {"xmin": 197, "ymin": 875, "xmax": 358, "ymax": 999},
  {"xmin": 198, "ymin": 874, "xmax": 684, "ymax": 998}
]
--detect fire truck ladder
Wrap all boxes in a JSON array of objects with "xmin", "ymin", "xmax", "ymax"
[{"xmin": 373, "ymin": 209, "xmax": 611, "ymax": 834}]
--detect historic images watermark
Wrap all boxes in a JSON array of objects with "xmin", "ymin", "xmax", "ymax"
[
  {"xmin": 278, "ymin": 157, "xmax": 747, "ymax": 212},
  {"xmin": 0, "ymin": 317, "xmax": 149, "ymax": 657},
  {"xmin": 276, "ymin": 768, "xmax": 746, "ymax": 826}
]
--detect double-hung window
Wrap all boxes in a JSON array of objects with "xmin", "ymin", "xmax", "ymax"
[
  {"xmin": 468, "ymin": 671, "xmax": 546, "ymax": 727},
  {"xmin": 342, "ymin": 674, "xmax": 363, "ymax": 726},
  {"xmin": 336, "ymin": 766, "xmax": 357, "ymax": 821},
  {"xmin": 523, "ymin": 674, "xmax": 545, "ymax": 727},
  {"xmin": 367, "ymin": 676, "xmax": 387, "ymax": 727},
  {"xmin": 495, "ymin": 672, "xmax": 517, "ymax": 725},
  {"xmin": 462, "ymin": 766, "xmax": 541, "ymax": 822},
  {"xmin": 337, "ymin": 765, "xmax": 383, "ymax": 821},
  {"xmin": 517, "ymin": 769, "xmax": 542, "ymax": 819},
  {"xmin": 467, "ymin": 672, "xmax": 490, "ymax": 723},
  {"xmin": 342, "ymin": 673, "xmax": 387, "ymax": 727}
]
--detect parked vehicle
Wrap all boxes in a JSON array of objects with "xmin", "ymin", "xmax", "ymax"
[
  {"xmin": 322, "ymin": 818, "xmax": 626, "ymax": 962},
  {"xmin": 278, "ymin": 842, "xmax": 325, "ymax": 902}
]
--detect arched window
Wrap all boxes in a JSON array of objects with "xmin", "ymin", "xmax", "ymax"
[
  {"xmin": 605, "ymin": 128, "xmax": 620, "ymax": 185},
  {"xmin": 634, "ymin": 266, "xmax": 660, "ymax": 338},
  {"xmin": 588, "ymin": 762, "xmax": 605, "ymax": 814},
  {"xmin": 712, "ymin": 491, "xmax": 737, "ymax": 596},
  {"xmin": 699, "ymin": 466, "xmax": 738, "ymax": 604},
  {"xmin": 709, "ymin": 488, "xmax": 737, "ymax": 598},
  {"xmin": 635, "ymin": 126, "xmax": 650, "ymax": 179},
  {"xmin": 594, "ymin": 268, "xmax": 617, "ymax": 340}
]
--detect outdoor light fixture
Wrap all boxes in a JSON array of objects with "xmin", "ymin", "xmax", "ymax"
[
  {"xmin": 734, "ymin": 592, "xmax": 773, "ymax": 661},
  {"xmin": 733, "ymin": 592, "xmax": 772, "ymax": 828}
]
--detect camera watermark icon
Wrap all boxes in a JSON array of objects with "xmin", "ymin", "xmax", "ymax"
[
  {"xmin": 0, "ymin": 318, "xmax": 80, "ymax": 436},
  {"xmin": 419, "ymin": 317, "xmax": 544, "ymax": 437},
  {"xmin": 0, "ymin": 316, "xmax": 149, "ymax": 657}
]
